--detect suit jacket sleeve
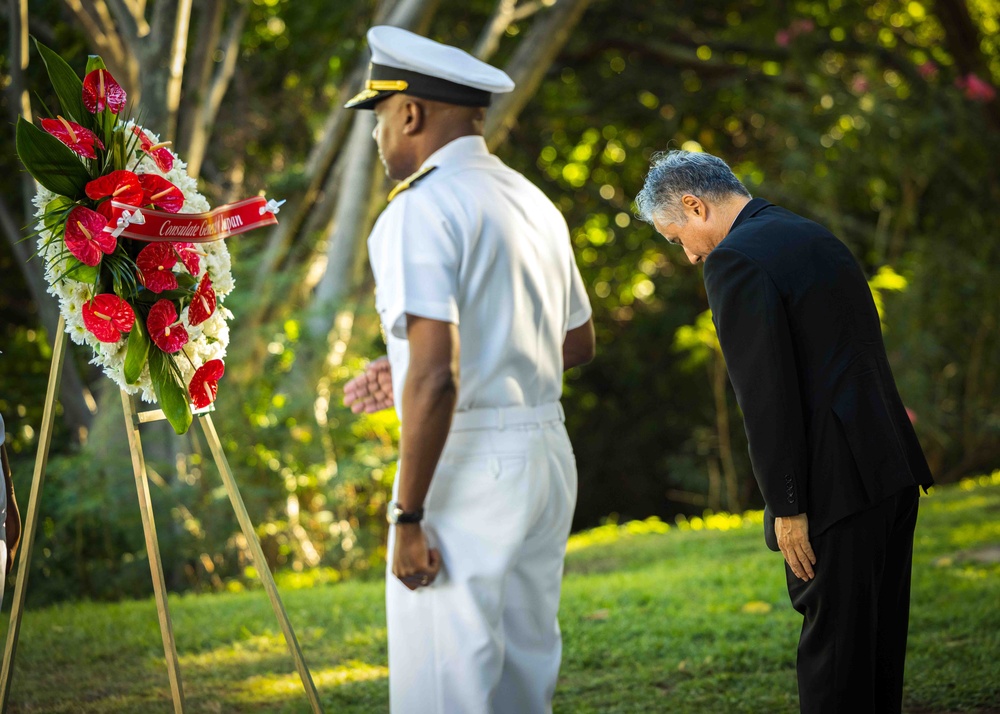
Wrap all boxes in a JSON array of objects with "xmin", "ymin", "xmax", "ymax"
[{"xmin": 703, "ymin": 246, "xmax": 807, "ymax": 517}]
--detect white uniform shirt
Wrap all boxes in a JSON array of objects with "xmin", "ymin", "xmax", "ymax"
[{"xmin": 368, "ymin": 135, "xmax": 592, "ymax": 418}]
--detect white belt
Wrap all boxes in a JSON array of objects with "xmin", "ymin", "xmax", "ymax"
[{"xmin": 450, "ymin": 402, "xmax": 564, "ymax": 432}]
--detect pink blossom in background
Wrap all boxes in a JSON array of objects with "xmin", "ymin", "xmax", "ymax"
[
  {"xmin": 906, "ymin": 407, "xmax": 917, "ymax": 424},
  {"xmin": 956, "ymin": 73, "xmax": 997, "ymax": 103},
  {"xmin": 790, "ymin": 18, "xmax": 815, "ymax": 35},
  {"xmin": 917, "ymin": 61, "xmax": 939, "ymax": 80},
  {"xmin": 775, "ymin": 18, "xmax": 815, "ymax": 47},
  {"xmin": 851, "ymin": 75, "xmax": 870, "ymax": 93}
]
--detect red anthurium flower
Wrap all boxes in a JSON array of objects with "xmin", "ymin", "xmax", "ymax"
[
  {"xmin": 147, "ymin": 299, "xmax": 189, "ymax": 353},
  {"xmin": 188, "ymin": 274, "xmax": 216, "ymax": 326},
  {"xmin": 82, "ymin": 69, "xmax": 127, "ymax": 114},
  {"xmin": 95, "ymin": 201, "xmax": 115, "ymax": 222},
  {"xmin": 136, "ymin": 242, "xmax": 179, "ymax": 293},
  {"xmin": 132, "ymin": 126, "xmax": 174, "ymax": 173},
  {"xmin": 86, "ymin": 170, "xmax": 143, "ymax": 206},
  {"xmin": 82, "ymin": 294, "xmax": 135, "ymax": 343},
  {"xmin": 138, "ymin": 174, "xmax": 184, "ymax": 212},
  {"xmin": 189, "ymin": 359, "xmax": 225, "ymax": 409},
  {"xmin": 173, "ymin": 242, "xmax": 201, "ymax": 275},
  {"xmin": 41, "ymin": 116, "xmax": 105, "ymax": 159},
  {"xmin": 64, "ymin": 206, "xmax": 115, "ymax": 266}
]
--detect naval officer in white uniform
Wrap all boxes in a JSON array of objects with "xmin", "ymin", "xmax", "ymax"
[{"xmin": 344, "ymin": 26, "xmax": 595, "ymax": 714}]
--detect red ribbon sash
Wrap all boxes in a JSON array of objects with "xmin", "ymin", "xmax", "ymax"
[{"xmin": 105, "ymin": 197, "xmax": 278, "ymax": 242}]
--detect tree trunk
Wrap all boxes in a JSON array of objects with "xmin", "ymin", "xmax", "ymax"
[
  {"xmin": 60, "ymin": 0, "xmax": 138, "ymax": 92},
  {"xmin": 136, "ymin": 0, "xmax": 192, "ymax": 140},
  {"xmin": 0, "ymin": 198, "xmax": 97, "ymax": 442},
  {"xmin": 305, "ymin": 113, "xmax": 379, "ymax": 341},
  {"xmin": 933, "ymin": 0, "xmax": 1000, "ymax": 131},
  {"xmin": 485, "ymin": 0, "xmax": 594, "ymax": 149},
  {"xmin": 300, "ymin": 0, "xmax": 592, "ymax": 353},
  {"xmin": 177, "ymin": 1, "xmax": 246, "ymax": 178},
  {"xmin": 6, "ymin": 0, "xmax": 96, "ymax": 443},
  {"xmin": 249, "ymin": 68, "xmax": 360, "ymax": 291},
  {"xmin": 474, "ymin": 0, "xmax": 549, "ymax": 61},
  {"xmin": 56, "ymin": 0, "xmax": 191, "ymax": 533},
  {"xmin": 251, "ymin": 0, "xmax": 442, "ymax": 290}
]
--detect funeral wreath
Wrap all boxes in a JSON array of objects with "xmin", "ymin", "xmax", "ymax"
[{"xmin": 16, "ymin": 42, "xmax": 280, "ymax": 434}]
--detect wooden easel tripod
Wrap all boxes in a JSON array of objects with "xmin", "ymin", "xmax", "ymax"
[{"xmin": 0, "ymin": 319, "xmax": 324, "ymax": 713}]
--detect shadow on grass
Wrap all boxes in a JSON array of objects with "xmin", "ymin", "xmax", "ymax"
[
  {"xmin": 6, "ymin": 636, "xmax": 390, "ymax": 713},
  {"xmin": 2, "ymin": 582, "xmax": 391, "ymax": 713},
  {"xmin": 3, "ymin": 475, "xmax": 999, "ymax": 713}
]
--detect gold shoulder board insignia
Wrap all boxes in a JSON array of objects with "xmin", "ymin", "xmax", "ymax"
[{"xmin": 387, "ymin": 166, "xmax": 438, "ymax": 202}]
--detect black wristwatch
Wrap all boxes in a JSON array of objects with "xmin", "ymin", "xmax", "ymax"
[{"xmin": 387, "ymin": 501, "xmax": 424, "ymax": 525}]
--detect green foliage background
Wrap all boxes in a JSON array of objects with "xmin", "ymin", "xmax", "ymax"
[{"xmin": 0, "ymin": 0, "xmax": 998, "ymax": 603}]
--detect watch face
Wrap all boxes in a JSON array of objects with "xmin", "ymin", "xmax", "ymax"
[
  {"xmin": 387, "ymin": 501, "xmax": 404, "ymax": 525},
  {"xmin": 386, "ymin": 501, "xmax": 422, "ymax": 524}
]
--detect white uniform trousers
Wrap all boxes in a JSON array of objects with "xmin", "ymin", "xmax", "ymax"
[{"xmin": 387, "ymin": 403, "xmax": 577, "ymax": 714}]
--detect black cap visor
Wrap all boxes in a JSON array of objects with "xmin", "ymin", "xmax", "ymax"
[{"xmin": 345, "ymin": 64, "xmax": 492, "ymax": 110}]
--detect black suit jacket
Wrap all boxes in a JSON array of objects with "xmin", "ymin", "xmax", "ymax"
[{"xmin": 703, "ymin": 199, "xmax": 933, "ymax": 549}]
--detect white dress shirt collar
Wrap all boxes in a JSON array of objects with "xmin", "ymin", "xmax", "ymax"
[{"xmin": 420, "ymin": 134, "xmax": 490, "ymax": 171}]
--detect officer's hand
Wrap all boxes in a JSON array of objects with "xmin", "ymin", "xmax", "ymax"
[
  {"xmin": 392, "ymin": 523, "xmax": 441, "ymax": 591},
  {"xmin": 343, "ymin": 356, "xmax": 394, "ymax": 413},
  {"xmin": 775, "ymin": 513, "xmax": 816, "ymax": 581}
]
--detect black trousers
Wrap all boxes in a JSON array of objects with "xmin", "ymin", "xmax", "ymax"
[{"xmin": 786, "ymin": 485, "xmax": 920, "ymax": 714}]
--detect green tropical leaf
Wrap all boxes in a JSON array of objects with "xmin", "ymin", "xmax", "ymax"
[
  {"xmin": 58, "ymin": 258, "xmax": 100, "ymax": 285},
  {"xmin": 124, "ymin": 316, "xmax": 150, "ymax": 384},
  {"xmin": 43, "ymin": 196, "xmax": 76, "ymax": 233},
  {"xmin": 134, "ymin": 288, "xmax": 190, "ymax": 304},
  {"xmin": 85, "ymin": 55, "xmax": 108, "ymax": 74},
  {"xmin": 148, "ymin": 349, "xmax": 192, "ymax": 435},
  {"xmin": 16, "ymin": 117, "xmax": 91, "ymax": 198},
  {"xmin": 34, "ymin": 39, "xmax": 90, "ymax": 126}
]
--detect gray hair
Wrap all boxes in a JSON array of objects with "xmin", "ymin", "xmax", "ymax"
[{"xmin": 635, "ymin": 150, "xmax": 751, "ymax": 225}]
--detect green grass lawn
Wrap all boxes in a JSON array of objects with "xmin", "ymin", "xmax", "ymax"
[{"xmin": 3, "ymin": 473, "xmax": 999, "ymax": 713}]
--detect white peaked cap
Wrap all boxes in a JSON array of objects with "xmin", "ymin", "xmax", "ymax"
[{"xmin": 345, "ymin": 26, "xmax": 515, "ymax": 110}]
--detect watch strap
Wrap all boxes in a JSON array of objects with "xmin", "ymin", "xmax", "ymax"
[{"xmin": 388, "ymin": 501, "xmax": 424, "ymax": 524}]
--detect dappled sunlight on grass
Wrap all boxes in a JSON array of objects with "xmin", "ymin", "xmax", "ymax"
[
  {"xmin": 958, "ymin": 470, "xmax": 1000, "ymax": 490},
  {"xmin": 3, "ymin": 478, "xmax": 997, "ymax": 712},
  {"xmin": 926, "ymin": 492, "xmax": 996, "ymax": 514},
  {"xmin": 676, "ymin": 510, "xmax": 765, "ymax": 532},
  {"xmin": 566, "ymin": 510, "xmax": 765, "ymax": 554},
  {"xmin": 922, "ymin": 469, "xmax": 1000, "ymax": 503},
  {"xmin": 183, "ymin": 633, "xmax": 289, "ymax": 668},
  {"xmin": 946, "ymin": 520, "xmax": 1000, "ymax": 549},
  {"xmin": 567, "ymin": 516, "xmax": 671, "ymax": 552},
  {"xmin": 237, "ymin": 661, "xmax": 387, "ymax": 701},
  {"xmin": 274, "ymin": 567, "xmax": 343, "ymax": 590}
]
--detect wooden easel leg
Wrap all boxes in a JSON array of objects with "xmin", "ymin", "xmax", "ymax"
[
  {"xmin": 0, "ymin": 320, "xmax": 68, "ymax": 710},
  {"xmin": 198, "ymin": 413, "xmax": 324, "ymax": 713},
  {"xmin": 122, "ymin": 393, "xmax": 186, "ymax": 713}
]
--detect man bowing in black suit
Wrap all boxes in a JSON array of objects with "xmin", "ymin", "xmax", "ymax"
[{"xmin": 636, "ymin": 150, "xmax": 933, "ymax": 713}]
